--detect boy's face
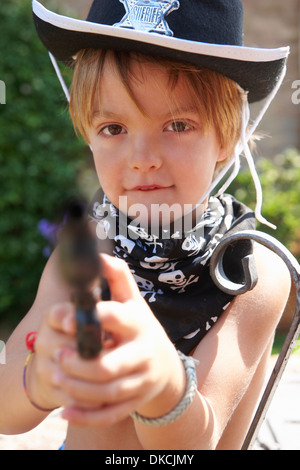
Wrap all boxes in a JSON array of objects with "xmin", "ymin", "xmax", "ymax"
[{"xmin": 88, "ymin": 57, "xmax": 227, "ymax": 224}]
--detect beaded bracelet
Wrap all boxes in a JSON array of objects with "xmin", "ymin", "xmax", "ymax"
[
  {"xmin": 130, "ymin": 351, "xmax": 198, "ymax": 427},
  {"xmin": 23, "ymin": 331, "xmax": 56, "ymax": 413}
]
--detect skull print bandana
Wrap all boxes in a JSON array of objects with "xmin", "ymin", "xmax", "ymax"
[{"xmin": 89, "ymin": 189, "xmax": 256, "ymax": 354}]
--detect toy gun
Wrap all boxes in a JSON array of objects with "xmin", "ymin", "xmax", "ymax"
[{"xmin": 59, "ymin": 201, "xmax": 102, "ymax": 359}]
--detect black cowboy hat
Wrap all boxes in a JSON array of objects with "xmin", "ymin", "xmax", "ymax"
[{"xmin": 32, "ymin": 0, "xmax": 289, "ymax": 103}]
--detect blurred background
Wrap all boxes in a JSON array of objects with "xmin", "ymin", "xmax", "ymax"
[{"xmin": 0, "ymin": 0, "xmax": 299, "ymax": 338}]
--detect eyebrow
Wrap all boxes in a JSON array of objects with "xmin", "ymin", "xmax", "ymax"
[
  {"xmin": 165, "ymin": 106, "xmax": 200, "ymax": 120},
  {"xmin": 92, "ymin": 110, "xmax": 123, "ymax": 122},
  {"xmin": 92, "ymin": 105, "xmax": 199, "ymax": 123}
]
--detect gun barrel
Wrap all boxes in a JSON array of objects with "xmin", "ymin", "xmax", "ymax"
[{"xmin": 59, "ymin": 201, "xmax": 102, "ymax": 359}]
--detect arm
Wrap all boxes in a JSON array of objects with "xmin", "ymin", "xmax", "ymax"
[
  {"xmin": 0, "ymin": 249, "xmax": 71, "ymax": 434},
  {"xmin": 133, "ymin": 243, "xmax": 291, "ymax": 449},
  {"xmin": 52, "ymin": 244, "xmax": 290, "ymax": 449}
]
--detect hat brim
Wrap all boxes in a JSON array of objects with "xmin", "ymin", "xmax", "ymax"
[{"xmin": 33, "ymin": 0, "xmax": 289, "ymax": 103}]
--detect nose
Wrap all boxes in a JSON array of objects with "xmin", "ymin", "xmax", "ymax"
[{"xmin": 129, "ymin": 134, "xmax": 162, "ymax": 172}]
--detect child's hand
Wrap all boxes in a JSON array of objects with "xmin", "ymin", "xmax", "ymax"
[
  {"xmin": 29, "ymin": 301, "xmax": 78, "ymax": 412},
  {"xmin": 42, "ymin": 254, "xmax": 184, "ymax": 427}
]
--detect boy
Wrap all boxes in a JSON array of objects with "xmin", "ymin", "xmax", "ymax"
[{"xmin": 0, "ymin": 0, "xmax": 291, "ymax": 449}]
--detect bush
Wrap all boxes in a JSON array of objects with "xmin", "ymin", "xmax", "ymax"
[
  {"xmin": 0, "ymin": 0, "xmax": 88, "ymax": 325},
  {"xmin": 229, "ymin": 149, "xmax": 300, "ymax": 261}
]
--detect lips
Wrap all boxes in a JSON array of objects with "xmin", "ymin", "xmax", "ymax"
[{"xmin": 131, "ymin": 185, "xmax": 169, "ymax": 191}]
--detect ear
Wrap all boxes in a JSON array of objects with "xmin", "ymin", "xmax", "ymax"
[{"xmin": 216, "ymin": 146, "xmax": 229, "ymax": 163}]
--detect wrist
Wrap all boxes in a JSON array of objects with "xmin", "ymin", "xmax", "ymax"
[
  {"xmin": 23, "ymin": 351, "xmax": 58, "ymax": 413},
  {"xmin": 131, "ymin": 351, "xmax": 198, "ymax": 427}
]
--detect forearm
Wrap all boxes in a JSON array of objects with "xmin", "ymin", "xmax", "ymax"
[
  {"xmin": 134, "ymin": 389, "xmax": 219, "ymax": 450},
  {"xmin": 132, "ymin": 353, "xmax": 219, "ymax": 450},
  {"xmin": 0, "ymin": 252, "xmax": 75, "ymax": 435}
]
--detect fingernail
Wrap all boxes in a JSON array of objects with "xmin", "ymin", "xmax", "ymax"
[
  {"xmin": 54, "ymin": 347, "xmax": 76, "ymax": 363},
  {"xmin": 61, "ymin": 348, "xmax": 76, "ymax": 362},
  {"xmin": 53, "ymin": 370, "xmax": 64, "ymax": 385},
  {"xmin": 54, "ymin": 348, "xmax": 63, "ymax": 362},
  {"xmin": 62, "ymin": 314, "xmax": 74, "ymax": 333}
]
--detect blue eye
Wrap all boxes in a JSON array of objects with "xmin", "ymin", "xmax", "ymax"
[{"xmin": 100, "ymin": 125, "xmax": 125, "ymax": 136}]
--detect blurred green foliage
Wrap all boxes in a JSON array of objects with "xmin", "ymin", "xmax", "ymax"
[
  {"xmin": 228, "ymin": 149, "xmax": 300, "ymax": 261},
  {"xmin": 0, "ymin": 0, "xmax": 87, "ymax": 325}
]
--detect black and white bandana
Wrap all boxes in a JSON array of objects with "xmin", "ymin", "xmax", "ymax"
[{"xmin": 89, "ymin": 190, "xmax": 256, "ymax": 354}]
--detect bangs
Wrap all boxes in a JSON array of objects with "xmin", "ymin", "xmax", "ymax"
[{"xmin": 69, "ymin": 49, "xmax": 242, "ymax": 164}]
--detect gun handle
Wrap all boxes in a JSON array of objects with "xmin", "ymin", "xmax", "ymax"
[{"xmin": 76, "ymin": 307, "xmax": 102, "ymax": 359}]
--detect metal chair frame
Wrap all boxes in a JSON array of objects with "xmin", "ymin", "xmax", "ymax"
[{"xmin": 210, "ymin": 230, "xmax": 300, "ymax": 450}]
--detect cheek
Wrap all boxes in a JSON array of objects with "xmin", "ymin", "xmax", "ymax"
[
  {"xmin": 92, "ymin": 154, "xmax": 123, "ymax": 207},
  {"xmin": 176, "ymin": 147, "xmax": 217, "ymax": 178},
  {"xmin": 92, "ymin": 152, "xmax": 112, "ymax": 187},
  {"xmin": 175, "ymin": 145, "xmax": 220, "ymax": 199}
]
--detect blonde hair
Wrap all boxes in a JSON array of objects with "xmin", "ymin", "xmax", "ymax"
[{"xmin": 69, "ymin": 49, "xmax": 242, "ymax": 171}]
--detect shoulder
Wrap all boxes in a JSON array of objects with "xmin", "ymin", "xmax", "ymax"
[
  {"xmin": 193, "ymin": 242, "xmax": 291, "ymax": 378},
  {"xmin": 228, "ymin": 242, "xmax": 291, "ymax": 341},
  {"xmin": 252, "ymin": 241, "xmax": 291, "ymax": 304}
]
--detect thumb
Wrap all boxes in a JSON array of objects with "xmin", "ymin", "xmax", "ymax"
[{"xmin": 100, "ymin": 254, "xmax": 140, "ymax": 303}]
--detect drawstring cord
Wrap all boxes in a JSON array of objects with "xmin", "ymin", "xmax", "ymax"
[
  {"xmin": 49, "ymin": 52, "xmax": 70, "ymax": 102},
  {"xmin": 240, "ymin": 93, "xmax": 277, "ymax": 230},
  {"xmin": 49, "ymin": 52, "xmax": 93, "ymax": 153},
  {"xmin": 199, "ymin": 65, "xmax": 287, "ymax": 230},
  {"xmin": 237, "ymin": 65, "xmax": 287, "ymax": 229}
]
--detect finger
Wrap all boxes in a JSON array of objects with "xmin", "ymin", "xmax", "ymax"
[
  {"xmin": 33, "ymin": 357, "xmax": 73, "ymax": 410},
  {"xmin": 61, "ymin": 397, "xmax": 139, "ymax": 427},
  {"xmin": 56, "ymin": 371, "xmax": 145, "ymax": 407},
  {"xmin": 97, "ymin": 300, "xmax": 142, "ymax": 339},
  {"xmin": 47, "ymin": 303, "xmax": 77, "ymax": 335},
  {"xmin": 59, "ymin": 340, "xmax": 146, "ymax": 383},
  {"xmin": 53, "ymin": 300, "xmax": 138, "ymax": 365},
  {"xmin": 100, "ymin": 254, "xmax": 141, "ymax": 303},
  {"xmin": 35, "ymin": 324, "xmax": 76, "ymax": 361}
]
